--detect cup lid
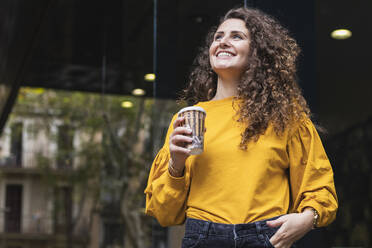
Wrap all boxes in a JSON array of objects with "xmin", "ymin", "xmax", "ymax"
[{"xmin": 178, "ymin": 106, "xmax": 206, "ymax": 114}]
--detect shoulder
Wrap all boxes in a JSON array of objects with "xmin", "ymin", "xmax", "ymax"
[{"xmin": 287, "ymin": 115, "xmax": 314, "ymax": 139}]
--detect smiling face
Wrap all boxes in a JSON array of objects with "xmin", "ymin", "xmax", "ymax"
[{"xmin": 209, "ymin": 18, "xmax": 251, "ymax": 77}]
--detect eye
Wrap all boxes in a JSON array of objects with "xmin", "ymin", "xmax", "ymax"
[
  {"xmin": 232, "ymin": 34, "xmax": 243, "ymax": 40},
  {"xmin": 214, "ymin": 34, "xmax": 222, "ymax": 41}
]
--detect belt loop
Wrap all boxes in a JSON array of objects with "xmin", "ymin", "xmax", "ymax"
[
  {"xmin": 200, "ymin": 220, "xmax": 211, "ymax": 238},
  {"xmin": 255, "ymin": 221, "xmax": 261, "ymax": 233},
  {"xmin": 255, "ymin": 221, "xmax": 265, "ymax": 242}
]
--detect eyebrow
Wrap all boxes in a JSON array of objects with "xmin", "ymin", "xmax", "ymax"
[{"xmin": 215, "ymin": 30, "xmax": 248, "ymax": 38}]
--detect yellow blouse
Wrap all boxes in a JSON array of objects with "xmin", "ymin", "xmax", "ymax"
[{"xmin": 145, "ymin": 97, "xmax": 338, "ymax": 227}]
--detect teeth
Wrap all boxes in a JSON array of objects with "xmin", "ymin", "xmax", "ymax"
[{"xmin": 217, "ymin": 52, "xmax": 233, "ymax": 57}]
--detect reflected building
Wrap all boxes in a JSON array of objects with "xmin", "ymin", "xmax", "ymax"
[{"xmin": 0, "ymin": 107, "xmax": 97, "ymax": 247}]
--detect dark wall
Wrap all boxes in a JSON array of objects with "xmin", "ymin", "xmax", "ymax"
[
  {"xmin": 156, "ymin": 0, "xmax": 317, "ymax": 114},
  {"xmin": 0, "ymin": 0, "xmax": 51, "ymax": 133}
]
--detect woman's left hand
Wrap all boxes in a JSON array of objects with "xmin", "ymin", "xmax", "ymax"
[{"xmin": 266, "ymin": 209, "xmax": 314, "ymax": 248}]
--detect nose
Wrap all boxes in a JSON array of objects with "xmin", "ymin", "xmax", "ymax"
[{"xmin": 219, "ymin": 36, "xmax": 231, "ymax": 47}]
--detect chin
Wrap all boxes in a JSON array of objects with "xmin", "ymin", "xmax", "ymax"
[{"xmin": 213, "ymin": 65, "xmax": 238, "ymax": 72}]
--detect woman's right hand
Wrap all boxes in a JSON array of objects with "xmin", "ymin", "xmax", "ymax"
[{"xmin": 168, "ymin": 116, "xmax": 193, "ymax": 176}]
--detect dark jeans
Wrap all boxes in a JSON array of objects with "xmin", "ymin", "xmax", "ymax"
[{"xmin": 182, "ymin": 216, "xmax": 297, "ymax": 248}]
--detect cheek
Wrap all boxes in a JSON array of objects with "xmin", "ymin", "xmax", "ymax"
[
  {"xmin": 209, "ymin": 45, "xmax": 216, "ymax": 66},
  {"xmin": 209, "ymin": 45, "xmax": 215, "ymax": 57},
  {"xmin": 209, "ymin": 41, "xmax": 220, "ymax": 55},
  {"xmin": 209, "ymin": 54, "xmax": 214, "ymax": 69}
]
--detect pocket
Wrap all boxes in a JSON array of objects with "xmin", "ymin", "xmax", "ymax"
[
  {"xmin": 182, "ymin": 234, "xmax": 202, "ymax": 248},
  {"xmin": 264, "ymin": 233, "xmax": 275, "ymax": 248},
  {"xmin": 263, "ymin": 226, "xmax": 278, "ymax": 248}
]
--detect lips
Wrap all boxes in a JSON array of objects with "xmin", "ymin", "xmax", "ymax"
[{"xmin": 216, "ymin": 50, "xmax": 236, "ymax": 57}]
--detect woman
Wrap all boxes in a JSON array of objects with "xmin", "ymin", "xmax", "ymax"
[{"xmin": 145, "ymin": 7, "xmax": 338, "ymax": 248}]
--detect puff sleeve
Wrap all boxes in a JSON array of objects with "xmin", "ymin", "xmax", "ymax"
[
  {"xmin": 287, "ymin": 118, "xmax": 338, "ymax": 227},
  {"xmin": 144, "ymin": 114, "xmax": 191, "ymax": 226}
]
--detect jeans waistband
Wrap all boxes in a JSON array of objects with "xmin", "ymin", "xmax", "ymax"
[{"xmin": 184, "ymin": 216, "xmax": 281, "ymax": 238}]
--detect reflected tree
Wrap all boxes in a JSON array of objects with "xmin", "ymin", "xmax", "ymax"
[
  {"xmin": 101, "ymin": 96, "xmax": 181, "ymax": 248},
  {"xmin": 11, "ymin": 87, "xmax": 180, "ymax": 248}
]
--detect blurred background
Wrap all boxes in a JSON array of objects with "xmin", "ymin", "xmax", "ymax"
[{"xmin": 0, "ymin": 0, "xmax": 371, "ymax": 247}]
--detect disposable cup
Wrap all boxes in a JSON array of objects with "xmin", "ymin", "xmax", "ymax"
[{"xmin": 178, "ymin": 106, "xmax": 206, "ymax": 155}]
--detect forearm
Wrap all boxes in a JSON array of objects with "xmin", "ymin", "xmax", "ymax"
[
  {"xmin": 168, "ymin": 158, "xmax": 185, "ymax": 177},
  {"xmin": 301, "ymin": 207, "xmax": 318, "ymax": 229}
]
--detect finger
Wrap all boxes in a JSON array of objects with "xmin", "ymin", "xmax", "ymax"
[
  {"xmin": 272, "ymin": 240, "xmax": 290, "ymax": 248},
  {"xmin": 272, "ymin": 240, "xmax": 283, "ymax": 248},
  {"xmin": 270, "ymin": 234, "xmax": 279, "ymax": 246},
  {"xmin": 266, "ymin": 216, "xmax": 286, "ymax": 228},
  {"xmin": 169, "ymin": 144, "xmax": 191, "ymax": 155},
  {"xmin": 173, "ymin": 116, "xmax": 185, "ymax": 129},
  {"xmin": 269, "ymin": 225, "xmax": 287, "ymax": 245},
  {"xmin": 170, "ymin": 135, "xmax": 193, "ymax": 145},
  {"xmin": 270, "ymin": 237, "xmax": 285, "ymax": 248},
  {"xmin": 172, "ymin": 126, "xmax": 193, "ymax": 136}
]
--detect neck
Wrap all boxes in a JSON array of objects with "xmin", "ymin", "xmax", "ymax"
[{"xmin": 212, "ymin": 74, "xmax": 239, "ymax": 100}]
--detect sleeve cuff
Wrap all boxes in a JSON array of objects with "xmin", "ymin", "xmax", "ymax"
[
  {"xmin": 164, "ymin": 169, "xmax": 187, "ymax": 191},
  {"xmin": 298, "ymin": 201, "xmax": 326, "ymax": 227}
]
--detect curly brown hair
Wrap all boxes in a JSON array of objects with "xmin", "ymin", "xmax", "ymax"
[{"xmin": 180, "ymin": 7, "xmax": 311, "ymax": 149}]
